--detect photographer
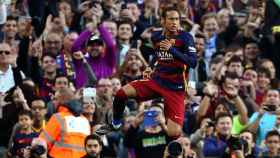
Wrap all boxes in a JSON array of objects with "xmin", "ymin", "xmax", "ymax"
[
  {"xmin": 239, "ymin": 130, "xmax": 261, "ymax": 157},
  {"xmin": 190, "ymin": 118, "xmax": 214, "ymax": 158},
  {"xmin": 203, "ymin": 113, "xmax": 244, "ymax": 158},
  {"xmin": 123, "ymin": 103, "xmax": 170, "ymax": 158},
  {"xmin": 247, "ymin": 89, "xmax": 280, "ymax": 145},
  {"xmin": 177, "ymin": 136, "xmax": 197, "ymax": 158}
]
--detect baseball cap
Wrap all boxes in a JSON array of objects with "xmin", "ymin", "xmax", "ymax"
[{"xmin": 87, "ymin": 34, "xmax": 104, "ymax": 46}]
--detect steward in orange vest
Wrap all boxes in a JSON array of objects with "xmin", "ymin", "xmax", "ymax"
[{"xmin": 39, "ymin": 99, "xmax": 91, "ymax": 158}]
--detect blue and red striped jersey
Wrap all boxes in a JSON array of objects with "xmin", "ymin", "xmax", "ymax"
[
  {"xmin": 10, "ymin": 131, "xmax": 39, "ymax": 158},
  {"xmin": 151, "ymin": 30, "xmax": 197, "ymax": 91}
]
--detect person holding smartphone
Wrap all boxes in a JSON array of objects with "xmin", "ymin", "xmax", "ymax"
[
  {"xmin": 247, "ymin": 89, "xmax": 280, "ymax": 145},
  {"xmin": 190, "ymin": 118, "xmax": 214, "ymax": 158},
  {"xmin": 123, "ymin": 103, "xmax": 170, "ymax": 158}
]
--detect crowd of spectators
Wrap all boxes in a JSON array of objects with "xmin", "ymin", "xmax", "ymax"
[{"xmin": 1, "ymin": 0, "xmax": 280, "ymax": 157}]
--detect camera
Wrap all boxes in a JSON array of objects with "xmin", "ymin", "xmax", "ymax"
[
  {"xmin": 227, "ymin": 136, "xmax": 242, "ymax": 151},
  {"xmin": 167, "ymin": 141, "xmax": 183, "ymax": 158},
  {"xmin": 131, "ymin": 40, "xmax": 138, "ymax": 49},
  {"xmin": 121, "ymin": 3, "xmax": 127, "ymax": 9},
  {"xmin": 206, "ymin": 120, "xmax": 215, "ymax": 128},
  {"xmin": 30, "ymin": 145, "xmax": 46, "ymax": 156},
  {"xmin": 264, "ymin": 104, "xmax": 277, "ymax": 112},
  {"xmin": 3, "ymin": 86, "xmax": 17, "ymax": 102},
  {"xmin": 239, "ymin": 138, "xmax": 249, "ymax": 154}
]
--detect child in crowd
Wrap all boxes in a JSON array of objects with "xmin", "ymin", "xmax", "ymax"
[{"xmin": 9, "ymin": 110, "xmax": 39, "ymax": 158}]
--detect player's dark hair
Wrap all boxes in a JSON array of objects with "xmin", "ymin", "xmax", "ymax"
[{"xmin": 161, "ymin": 6, "xmax": 180, "ymax": 19}]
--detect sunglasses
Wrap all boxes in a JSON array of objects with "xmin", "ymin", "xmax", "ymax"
[{"xmin": 0, "ymin": 51, "xmax": 10, "ymax": 55}]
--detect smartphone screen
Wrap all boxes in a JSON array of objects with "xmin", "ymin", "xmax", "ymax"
[
  {"xmin": 83, "ymin": 87, "xmax": 96, "ymax": 98},
  {"xmin": 143, "ymin": 110, "xmax": 159, "ymax": 127}
]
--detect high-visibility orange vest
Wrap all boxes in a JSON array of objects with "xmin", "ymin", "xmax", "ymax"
[{"xmin": 39, "ymin": 106, "xmax": 91, "ymax": 158}]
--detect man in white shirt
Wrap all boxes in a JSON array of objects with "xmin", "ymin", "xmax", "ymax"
[
  {"xmin": 0, "ymin": 42, "xmax": 26, "ymax": 158},
  {"xmin": 0, "ymin": 42, "xmax": 15, "ymax": 94}
]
